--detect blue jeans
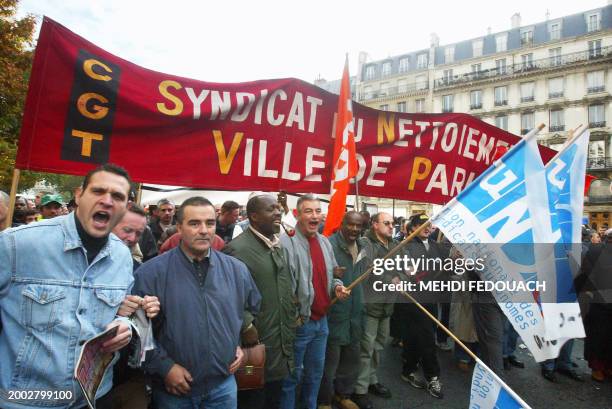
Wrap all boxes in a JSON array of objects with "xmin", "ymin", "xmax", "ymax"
[
  {"xmin": 541, "ymin": 339, "xmax": 574, "ymax": 371},
  {"xmin": 281, "ymin": 317, "xmax": 329, "ymax": 409},
  {"xmin": 502, "ymin": 318, "xmax": 519, "ymax": 358},
  {"xmin": 152, "ymin": 375, "xmax": 237, "ymax": 409}
]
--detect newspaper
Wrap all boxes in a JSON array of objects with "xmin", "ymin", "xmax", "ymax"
[
  {"xmin": 128, "ymin": 309, "xmax": 155, "ymax": 367},
  {"xmin": 74, "ymin": 326, "xmax": 118, "ymax": 409}
]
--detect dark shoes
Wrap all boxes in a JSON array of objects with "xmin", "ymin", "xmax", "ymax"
[
  {"xmin": 368, "ymin": 383, "xmax": 392, "ymax": 399},
  {"xmin": 351, "ymin": 393, "xmax": 374, "ymax": 409},
  {"xmin": 401, "ymin": 372, "xmax": 426, "ymax": 389},
  {"xmin": 541, "ymin": 368, "xmax": 558, "ymax": 382},
  {"xmin": 558, "ymin": 367, "xmax": 585, "ymax": 382},
  {"xmin": 503, "ymin": 356, "xmax": 525, "ymax": 370}
]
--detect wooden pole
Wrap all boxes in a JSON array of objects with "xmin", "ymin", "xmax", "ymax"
[
  {"xmin": 399, "ymin": 290, "xmax": 532, "ymax": 408},
  {"xmin": 135, "ymin": 183, "xmax": 143, "ymax": 205},
  {"xmin": 353, "ymin": 177, "xmax": 360, "ymax": 212},
  {"xmin": 4, "ymin": 169, "xmax": 20, "ymax": 230}
]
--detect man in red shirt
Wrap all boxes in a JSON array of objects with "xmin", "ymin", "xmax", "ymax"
[{"xmin": 279, "ymin": 194, "xmax": 350, "ymax": 409}]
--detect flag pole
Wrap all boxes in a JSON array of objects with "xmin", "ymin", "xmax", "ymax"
[
  {"xmin": 399, "ymin": 290, "xmax": 533, "ymax": 409},
  {"xmin": 135, "ymin": 183, "xmax": 143, "ymax": 205},
  {"xmin": 354, "ymin": 178, "xmax": 360, "ymax": 211},
  {"xmin": 4, "ymin": 168, "xmax": 21, "ymax": 230}
]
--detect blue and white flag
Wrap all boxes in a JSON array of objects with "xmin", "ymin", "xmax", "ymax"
[
  {"xmin": 537, "ymin": 132, "xmax": 588, "ymax": 340},
  {"xmin": 431, "ymin": 134, "xmax": 576, "ymax": 361},
  {"xmin": 470, "ymin": 362, "xmax": 530, "ymax": 409}
]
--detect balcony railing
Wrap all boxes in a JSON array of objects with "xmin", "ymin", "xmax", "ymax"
[
  {"xmin": 494, "ymin": 100, "xmax": 508, "ymax": 106},
  {"xmin": 470, "ymin": 103, "xmax": 482, "ymax": 110},
  {"xmin": 587, "ymin": 157, "xmax": 612, "ymax": 170},
  {"xmin": 521, "ymin": 96, "xmax": 534, "ymax": 103},
  {"xmin": 549, "ymin": 125, "xmax": 565, "ymax": 132},
  {"xmin": 442, "ymin": 108, "xmax": 454, "ymax": 113},
  {"xmin": 434, "ymin": 46, "xmax": 612, "ymax": 90},
  {"xmin": 521, "ymin": 128, "xmax": 530, "ymax": 135},
  {"xmin": 549, "ymin": 92, "xmax": 564, "ymax": 99},
  {"xmin": 359, "ymin": 83, "xmax": 429, "ymax": 101},
  {"xmin": 588, "ymin": 86, "xmax": 605, "ymax": 94},
  {"xmin": 589, "ymin": 121, "xmax": 607, "ymax": 128}
]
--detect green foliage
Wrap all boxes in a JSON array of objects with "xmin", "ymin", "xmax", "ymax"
[{"xmin": 0, "ymin": 0, "xmax": 36, "ymax": 192}]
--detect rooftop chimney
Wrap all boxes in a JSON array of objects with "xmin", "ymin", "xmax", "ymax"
[
  {"xmin": 430, "ymin": 32, "xmax": 439, "ymax": 47},
  {"xmin": 511, "ymin": 13, "xmax": 521, "ymax": 29}
]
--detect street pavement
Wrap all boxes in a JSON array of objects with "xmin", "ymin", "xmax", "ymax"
[{"xmin": 368, "ymin": 339, "xmax": 612, "ymax": 409}]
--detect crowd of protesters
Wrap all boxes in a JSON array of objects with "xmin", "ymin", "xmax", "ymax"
[{"xmin": 0, "ymin": 164, "xmax": 610, "ymax": 409}]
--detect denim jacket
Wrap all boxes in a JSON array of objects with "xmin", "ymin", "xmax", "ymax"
[{"xmin": 0, "ymin": 214, "xmax": 134, "ymax": 409}]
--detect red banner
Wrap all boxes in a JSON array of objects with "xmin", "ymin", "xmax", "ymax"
[{"xmin": 17, "ymin": 18, "xmax": 555, "ymax": 205}]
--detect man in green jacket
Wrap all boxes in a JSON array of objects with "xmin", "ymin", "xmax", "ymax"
[
  {"xmin": 224, "ymin": 194, "xmax": 298, "ymax": 409},
  {"xmin": 318, "ymin": 211, "xmax": 368, "ymax": 409},
  {"xmin": 354, "ymin": 212, "xmax": 402, "ymax": 409}
]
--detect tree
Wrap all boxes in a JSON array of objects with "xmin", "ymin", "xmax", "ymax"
[{"xmin": 0, "ymin": 0, "xmax": 37, "ymax": 192}]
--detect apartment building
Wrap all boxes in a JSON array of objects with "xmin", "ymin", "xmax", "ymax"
[{"xmin": 354, "ymin": 5, "xmax": 612, "ymax": 229}]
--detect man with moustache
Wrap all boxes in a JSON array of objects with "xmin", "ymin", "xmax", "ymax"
[
  {"xmin": 279, "ymin": 194, "xmax": 351, "ymax": 409},
  {"xmin": 132, "ymin": 196, "xmax": 261, "ymax": 409},
  {"xmin": 318, "ymin": 211, "xmax": 368, "ymax": 409},
  {"xmin": 0, "ymin": 164, "xmax": 135, "ymax": 409},
  {"xmin": 223, "ymin": 194, "xmax": 298, "ymax": 409},
  {"xmin": 354, "ymin": 212, "xmax": 400, "ymax": 409}
]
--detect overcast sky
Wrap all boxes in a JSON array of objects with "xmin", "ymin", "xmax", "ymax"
[{"xmin": 18, "ymin": 0, "xmax": 606, "ymax": 84}]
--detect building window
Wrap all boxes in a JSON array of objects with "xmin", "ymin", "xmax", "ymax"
[
  {"xmin": 588, "ymin": 141, "xmax": 605, "ymax": 168},
  {"xmin": 589, "ymin": 104, "xmax": 605, "ymax": 128},
  {"xmin": 415, "ymin": 98, "xmax": 425, "ymax": 113},
  {"xmin": 548, "ymin": 77, "xmax": 564, "ymax": 99},
  {"xmin": 587, "ymin": 70, "xmax": 605, "ymax": 93},
  {"xmin": 380, "ymin": 104, "xmax": 389, "ymax": 111},
  {"xmin": 445, "ymin": 46, "xmax": 455, "ymax": 64},
  {"xmin": 550, "ymin": 109, "xmax": 564, "ymax": 132},
  {"xmin": 589, "ymin": 39, "xmax": 602, "ymax": 58},
  {"xmin": 495, "ymin": 115, "xmax": 508, "ymax": 130},
  {"xmin": 365, "ymin": 65, "xmax": 375, "ymax": 80},
  {"xmin": 417, "ymin": 53, "xmax": 428, "ymax": 69},
  {"xmin": 494, "ymin": 86, "xmax": 507, "ymax": 106},
  {"xmin": 470, "ymin": 90, "xmax": 482, "ymax": 110},
  {"xmin": 442, "ymin": 95, "xmax": 454, "ymax": 112},
  {"xmin": 521, "ymin": 112, "xmax": 535, "ymax": 135},
  {"xmin": 549, "ymin": 47, "xmax": 562, "ymax": 66},
  {"xmin": 397, "ymin": 79, "xmax": 407, "ymax": 93},
  {"xmin": 548, "ymin": 21, "xmax": 561, "ymax": 40},
  {"xmin": 399, "ymin": 57, "xmax": 409, "ymax": 73},
  {"xmin": 443, "ymin": 69, "xmax": 453, "ymax": 84},
  {"xmin": 496, "ymin": 34, "xmax": 507, "ymax": 52},
  {"xmin": 520, "ymin": 29, "xmax": 533, "ymax": 46},
  {"xmin": 587, "ymin": 12, "xmax": 601, "ymax": 32},
  {"xmin": 495, "ymin": 58, "xmax": 507, "ymax": 75},
  {"xmin": 363, "ymin": 86, "xmax": 373, "ymax": 99},
  {"xmin": 473, "ymin": 39, "xmax": 483, "ymax": 57},
  {"xmin": 382, "ymin": 62, "xmax": 392, "ymax": 77},
  {"xmin": 520, "ymin": 82, "xmax": 534, "ymax": 102},
  {"xmin": 397, "ymin": 102, "xmax": 407, "ymax": 113},
  {"xmin": 471, "ymin": 63, "xmax": 482, "ymax": 74},
  {"xmin": 380, "ymin": 82, "xmax": 389, "ymax": 96},
  {"xmin": 416, "ymin": 74, "xmax": 427, "ymax": 90},
  {"xmin": 521, "ymin": 53, "xmax": 534, "ymax": 69}
]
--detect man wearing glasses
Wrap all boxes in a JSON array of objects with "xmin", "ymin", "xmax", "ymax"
[{"xmin": 353, "ymin": 212, "xmax": 401, "ymax": 409}]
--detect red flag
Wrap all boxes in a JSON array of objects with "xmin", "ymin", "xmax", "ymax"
[
  {"xmin": 323, "ymin": 57, "xmax": 358, "ymax": 236},
  {"xmin": 584, "ymin": 174, "xmax": 597, "ymax": 196}
]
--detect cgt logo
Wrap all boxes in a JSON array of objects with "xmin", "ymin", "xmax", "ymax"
[{"xmin": 61, "ymin": 50, "xmax": 121, "ymax": 164}]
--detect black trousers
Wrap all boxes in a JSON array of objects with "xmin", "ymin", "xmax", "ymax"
[
  {"xmin": 237, "ymin": 379, "xmax": 283, "ymax": 409},
  {"xmin": 471, "ymin": 292, "xmax": 504, "ymax": 376},
  {"xmin": 400, "ymin": 303, "xmax": 440, "ymax": 380}
]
